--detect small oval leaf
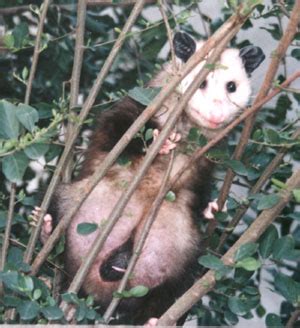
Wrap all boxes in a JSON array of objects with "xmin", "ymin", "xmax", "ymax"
[{"xmin": 77, "ymin": 222, "xmax": 98, "ymax": 235}]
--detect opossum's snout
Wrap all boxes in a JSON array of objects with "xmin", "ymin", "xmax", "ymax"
[{"xmin": 100, "ymin": 238, "xmax": 133, "ymax": 281}]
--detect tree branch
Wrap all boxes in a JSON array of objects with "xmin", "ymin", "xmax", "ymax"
[
  {"xmin": 24, "ymin": 0, "xmax": 51, "ymax": 105},
  {"xmin": 286, "ymin": 307, "xmax": 300, "ymax": 328},
  {"xmin": 158, "ymin": 167, "xmax": 300, "ymax": 325},
  {"xmin": 216, "ymin": 127, "xmax": 300, "ymax": 252},
  {"xmin": 214, "ymin": 0, "xmax": 300, "ymax": 239},
  {"xmin": 102, "ymin": 151, "xmax": 175, "ymax": 322},
  {"xmin": 0, "ymin": 183, "xmax": 16, "ymax": 296},
  {"xmin": 25, "ymin": 0, "xmax": 148, "ymax": 265},
  {"xmin": 63, "ymin": 0, "xmax": 86, "ymax": 183},
  {"xmin": 30, "ymin": 3, "xmax": 254, "ymax": 276}
]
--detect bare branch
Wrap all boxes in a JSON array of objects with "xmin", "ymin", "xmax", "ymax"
[
  {"xmin": 216, "ymin": 127, "xmax": 300, "ymax": 252},
  {"xmin": 215, "ymin": 0, "xmax": 300, "ymax": 234},
  {"xmin": 158, "ymin": 167, "xmax": 300, "ymax": 325},
  {"xmin": 30, "ymin": 3, "xmax": 253, "ymax": 276},
  {"xmin": 0, "ymin": 183, "xmax": 16, "ymax": 296},
  {"xmin": 286, "ymin": 307, "xmax": 300, "ymax": 328},
  {"xmin": 24, "ymin": 0, "xmax": 51, "ymax": 105},
  {"xmin": 103, "ymin": 151, "xmax": 175, "ymax": 322},
  {"xmin": 24, "ymin": 0, "xmax": 148, "ymax": 265},
  {"xmin": 63, "ymin": 0, "xmax": 87, "ymax": 183}
]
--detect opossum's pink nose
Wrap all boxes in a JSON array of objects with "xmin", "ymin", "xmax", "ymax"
[{"xmin": 213, "ymin": 99, "xmax": 223, "ymax": 105}]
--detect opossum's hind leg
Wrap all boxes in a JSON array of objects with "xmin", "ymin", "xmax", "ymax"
[
  {"xmin": 100, "ymin": 238, "xmax": 133, "ymax": 281},
  {"xmin": 31, "ymin": 206, "xmax": 53, "ymax": 244},
  {"xmin": 152, "ymin": 129, "xmax": 181, "ymax": 155}
]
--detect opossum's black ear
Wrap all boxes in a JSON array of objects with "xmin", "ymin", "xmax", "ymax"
[
  {"xmin": 173, "ymin": 32, "xmax": 196, "ymax": 63},
  {"xmin": 239, "ymin": 45, "xmax": 265, "ymax": 74}
]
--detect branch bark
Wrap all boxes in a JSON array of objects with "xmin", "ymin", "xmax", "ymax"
[
  {"xmin": 103, "ymin": 151, "xmax": 175, "ymax": 322},
  {"xmin": 158, "ymin": 167, "xmax": 300, "ymax": 325},
  {"xmin": 216, "ymin": 0, "xmax": 300, "ymax": 215},
  {"xmin": 216, "ymin": 127, "xmax": 300, "ymax": 252},
  {"xmin": 24, "ymin": 0, "xmax": 51, "ymax": 105},
  {"xmin": 25, "ymin": 0, "xmax": 148, "ymax": 265},
  {"xmin": 63, "ymin": 0, "xmax": 86, "ymax": 183},
  {"xmin": 30, "ymin": 2, "xmax": 254, "ymax": 276}
]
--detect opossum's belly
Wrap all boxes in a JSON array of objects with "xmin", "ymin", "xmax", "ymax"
[{"xmin": 64, "ymin": 179, "xmax": 200, "ymax": 305}]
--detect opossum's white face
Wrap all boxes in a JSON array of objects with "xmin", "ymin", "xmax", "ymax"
[{"xmin": 173, "ymin": 33, "xmax": 265, "ymax": 132}]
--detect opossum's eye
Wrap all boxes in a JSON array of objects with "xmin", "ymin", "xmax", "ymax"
[
  {"xmin": 200, "ymin": 80, "xmax": 207, "ymax": 90},
  {"xmin": 226, "ymin": 81, "xmax": 236, "ymax": 93}
]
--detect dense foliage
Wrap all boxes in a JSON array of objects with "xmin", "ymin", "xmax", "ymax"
[{"xmin": 0, "ymin": 0, "xmax": 299, "ymax": 326}]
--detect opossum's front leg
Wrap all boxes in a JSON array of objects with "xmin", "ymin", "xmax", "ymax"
[
  {"xmin": 152, "ymin": 129, "xmax": 181, "ymax": 155},
  {"xmin": 31, "ymin": 207, "xmax": 53, "ymax": 244}
]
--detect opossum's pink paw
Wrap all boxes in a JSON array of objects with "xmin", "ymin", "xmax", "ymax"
[
  {"xmin": 203, "ymin": 200, "xmax": 227, "ymax": 219},
  {"xmin": 144, "ymin": 317, "xmax": 158, "ymax": 327},
  {"xmin": 31, "ymin": 207, "xmax": 53, "ymax": 244},
  {"xmin": 203, "ymin": 201, "xmax": 219, "ymax": 219},
  {"xmin": 153, "ymin": 129, "xmax": 181, "ymax": 155},
  {"xmin": 40, "ymin": 214, "xmax": 53, "ymax": 244}
]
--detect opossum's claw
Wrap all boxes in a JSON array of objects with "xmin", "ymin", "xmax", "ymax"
[{"xmin": 153, "ymin": 129, "xmax": 181, "ymax": 155}]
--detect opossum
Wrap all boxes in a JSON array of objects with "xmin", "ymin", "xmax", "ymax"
[{"xmin": 37, "ymin": 32, "xmax": 265, "ymax": 324}]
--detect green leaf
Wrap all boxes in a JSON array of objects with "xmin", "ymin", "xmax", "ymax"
[
  {"xmin": 228, "ymin": 297, "xmax": 251, "ymax": 316},
  {"xmin": 259, "ymin": 225, "xmax": 278, "ymax": 259},
  {"xmin": 16, "ymin": 104, "xmax": 39, "ymax": 132},
  {"xmin": 77, "ymin": 222, "xmax": 98, "ymax": 235},
  {"xmin": 61, "ymin": 292, "xmax": 79, "ymax": 304},
  {"xmin": 265, "ymin": 313, "xmax": 283, "ymax": 328},
  {"xmin": 198, "ymin": 254, "xmax": 225, "ymax": 271},
  {"xmin": 41, "ymin": 306, "xmax": 64, "ymax": 320},
  {"xmin": 291, "ymin": 49, "xmax": 300, "ymax": 60},
  {"xmin": 234, "ymin": 243, "xmax": 258, "ymax": 261},
  {"xmin": 144, "ymin": 128, "xmax": 153, "ymax": 141},
  {"xmin": 165, "ymin": 191, "xmax": 176, "ymax": 202},
  {"xmin": 33, "ymin": 289, "xmax": 42, "ymax": 300},
  {"xmin": 272, "ymin": 235, "xmax": 295, "ymax": 260},
  {"xmin": 274, "ymin": 273, "xmax": 300, "ymax": 304},
  {"xmin": 224, "ymin": 160, "xmax": 247, "ymax": 176},
  {"xmin": 293, "ymin": 189, "xmax": 300, "ymax": 203},
  {"xmin": 18, "ymin": 275, "xmax": 34, "ymax": 293},
  {"xmin": 129, "ymin": 285, "xmax": 149, "ymax": 297},
  {"xmin": 235, "ymin": 257, "xmax": 261, "ymax": 271},
  {"xmin": 24, "ymin": 143, "xmax": 49, "ymax": 160},
  {"xmin": 12, "ymin": 22, "xmax": 29, "ymax": 49},
  {"xmin": 2, "ymin": 151, "xmax": 29, "ymax": 183},
  {"xmin": 224, "ymin": 310, "xmax": 238, "ymax": 325},
  {"xmin": 257, "ymin": 194, "xmax": 280, "ymax": 210},
  {"xmin": 264, "ymin": 128, "xmax": 281, "ymax": 144},
  {"xmin": 0, "ymin": 100, "xmax": 20, "ymax": 139},
  {"xmin": 128, "ymin": 87, "xmax": 161, "ymax": 106},
  {"xmin": 3, "ymin": 34, "xmax": 15, "ymax": 49},
  {"xmin": 17, "ymin": 300, "xmax": 40, "ymax": 320}
]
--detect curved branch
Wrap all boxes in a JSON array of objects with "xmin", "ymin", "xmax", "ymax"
[
  {"xmin": 30, "ymin": 3, "xmax": 253, "ymax": 276},
  {"xmin": 25, "ymin": 0, "xmax": 148, "ymax": 265},
  {"xmin": 158, "ymin": 167, "xmax": 300, "ymax": 325}
]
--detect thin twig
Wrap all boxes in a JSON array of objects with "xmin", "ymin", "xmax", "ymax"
[
  {"xmin": 0, "ymin": 1, "xmax": 156, "ymax": 15},
  {"xmin": 158, "ymin": 167, "xmax": 300, "ymax": 325},
  {"xmin": 24, "ymin": 0, "xmax": 148, "ymax": 265},
  {"xmin": 30, "ymin": 4, "xmax": 252, "ymax": 276},
  {"xmin": 60, "ymin": 37, "xmax": 233, "ymax": 315},
  {"xmin": 216, "ymin": 127, "xmax": 300, "ymax": 252},
  {"xmin": 63, "ymin": 0, "xmax": 87, "ymax": 183},
  {"xmin": 0, "ymin": 183, "xmax": 16, "ymax": 296},
  {"xmin": 103, "ymin": 151, "xmax": 175, "ymax": 322},
  {"xmin": 158, "ymin": 0, "xmax": 176, "ymax": 66},
  {"xmin": 286, "ymin": 307, "xmax": 300, "ymax": 328},
  {"xmin": 24, "ymin": 0, "xmax": 51, "ymax": 105},
  {"xmin": 214, "ymin": 0, "xmax": 300, "ymax": 236}
]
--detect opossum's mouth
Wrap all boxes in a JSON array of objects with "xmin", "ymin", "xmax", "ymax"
[{"xmin": 186, "ymin": 107, "xmax": 224, "ymax": 130}]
